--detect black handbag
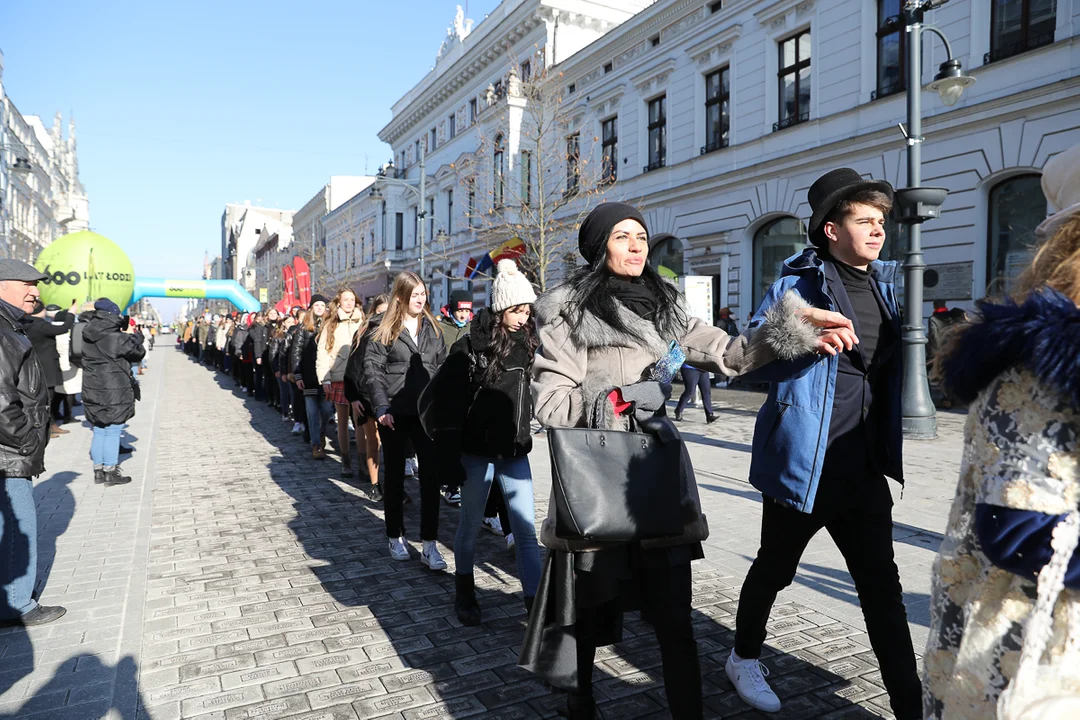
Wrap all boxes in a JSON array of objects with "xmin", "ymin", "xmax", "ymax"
[{"xmin": 547, "ymin": 423, "xmax": 683, "ymax": 542}]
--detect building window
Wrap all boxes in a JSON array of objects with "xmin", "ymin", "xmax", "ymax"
[
  {"xmin": 493, "ymin": 79, "xmax": 505, "ymax": 101},
  {"xmin": 875, "ymin": 1, "xmax": 905, "ymax": 99},
  {"xmin": 649, "ymin": 236, "xmax": 684, "ymax": 277},
  {"xmin": 430, "ymin": 128, "xmax": 437, "ymax": 151},
  {"xmin": 412, "ymin": 207, "xmax": 418, "ymax": 246},
  {"xmin": 753, "ymin": 217, "xmax": 808, "ymax": 309},
  {"xmin": 566, "ymin": 134, "xmax": 580, "ymax": 195},
  {"xmin": 603, "ymin": 62, "xmax": 613, "ymax": 74},
  {"xmin": 521, "ymin": 151, "xmax": 532, "ymax": 206},
  {"xmin": 568, "ymin": 83, "xmax": 576, "ymax": 94},
  {"xmin": 520, "ymin": 60, "xmax": 531, "ymax": 84},
  {"xmin": 427, "ymin": 197, "xmax": 435, "ymax": 240},
  {"xmin": 601, "ymin": 117, "xmax": 618, "ymax": 184},
  {"xmin": 703, "ymin": 67, "xmax": 730, "ymax": 154},
  {"xmin": 469, "ymin": 98, "xmax": 478, "ymax": 125},
  {"xmin": 381, "ymin": 202, "xmax": 386, "ymax": 251},
  {"xmin": 493, "ymin": 134, "xmax": 505, "ymax": 208},
  {"xmin": 645, "ymin": 96, "xmax": 666, "ymax": 172},
  {"xmin": 449, "ymin": 114, "xmax": 456, "ymax": 139},
  {"xmin": 447, "ymin": 189, "xmax": 454, "ymax": 232},
  {"xmin": 987, "ymin": 0, "xmax": 1056, "ymax": 64},
  {"xmin": 709, "ymin": 1, "xmax": 723, "ymax": 13},
  {"xmin": 414, "ymin": 139, "xmax": 421, "ymax": 162},
  {"xmin": 395, "ymin": 212, "xmax": 404, "ymax": 251},
  {"xmin": 775, "ymin": 30, "xmax": 811, "ymax": 131},
  {"xmin": 650, "ymin": 34, "xmax": 660, "ymax": 48},
  {"xmin": 467, "ymin": 179, "xmax": 477, "ymax": 227},
  {"xmin": 987, "ymin": 174, "xmax": 1044, "ymax": 296}
]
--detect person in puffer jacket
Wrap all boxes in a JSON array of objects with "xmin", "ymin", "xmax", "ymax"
[{"xmin": 291, "ymin": 295, "xmax": 331, "ymax": 459}]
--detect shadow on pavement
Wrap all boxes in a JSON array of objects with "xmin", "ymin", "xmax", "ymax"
[
  {"xmin": 31, "ymin": 470, "xmax": 78, "ymax": 600},
  {"xmin": 188, "ymin": 355, "xmax": 897, "ymax": 718},
  {"xmin": 0, "ymin": 654, "xmax": 143, "ymax": 719}
]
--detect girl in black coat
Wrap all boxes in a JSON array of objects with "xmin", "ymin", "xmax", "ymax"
[
  {"xmin": 291, "ymin": 297, "xmax": 331, "ymax": 458},
  {"xmin": 363, "ymin": 272, "xmax": 447, "ymax": 569},
  {"xmin": 80, "ymin": 301, "xmax": 145, "ymax": 485}
]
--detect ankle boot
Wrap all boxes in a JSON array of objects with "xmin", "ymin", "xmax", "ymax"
[
  {"xmin": 102, "ymin": 467, "xmax": 132, "ymax": 486},
  {"xmin": 565, "ymin": 693, "xmax": 596, "ymax": 720},
  {"xmin": 93, "ymin": 467, "xmax": 105, "ymax": 484},
  {"xmin": 454, "ymin": 573, "xmax": 481, "ymax": 626}
]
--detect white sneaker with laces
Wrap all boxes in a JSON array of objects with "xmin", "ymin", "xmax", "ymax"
[
  {"xmin": 726, "ymin": 651, "xmax": 781, "ymax": 713},
  {"xmin": 421, "ymin": 540, "xmax": 447, "ymax": 570},
  {"xmin": 388, "ymin": 537, "xmax": 409, "ymax": 561},
  {"xmin": 482, "ymin": 517, "xmax": 504, "ymax": 536},
  {"xmin": 506, "ymin": 532, "xmax": 516, "ymax": 551}
]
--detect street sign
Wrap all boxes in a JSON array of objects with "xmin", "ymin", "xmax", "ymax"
[
  {"xmin": 923, "ymin": 262, "xmax": 973, "ymax": 301},
  {"xmin": 259, "ymin": 288, "xmax": 268, "ymax": 303}
]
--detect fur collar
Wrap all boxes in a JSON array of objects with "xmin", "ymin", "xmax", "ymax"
[
  {"xmin": 941, "ymin": 288, "xmax": 1080, "ymax": 412},
  {"xmin": 533, "ymin": 283, "xmax": 686, "ymax": 361}
]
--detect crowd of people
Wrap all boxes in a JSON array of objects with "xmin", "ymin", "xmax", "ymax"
[
  {"xmin": 1, "ymin": 262, "xmax": 153, "ymax": 629},
  {"xmin": 3, "ymin": 152, "xmax": 1079, "ymax": 718}
]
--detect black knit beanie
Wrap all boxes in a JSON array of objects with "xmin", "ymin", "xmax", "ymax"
[
  {"xmin": 309, "ymin": 294, "xmax": 329, "ymax": 308},
  {"xmin": 578, "ymin": 202, "xmax": 648, "ymax": 266}
]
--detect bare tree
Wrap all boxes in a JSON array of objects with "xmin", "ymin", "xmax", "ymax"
[{"xmin": 433, "ymin": 57, "xmax": 621, "ymax": 293}]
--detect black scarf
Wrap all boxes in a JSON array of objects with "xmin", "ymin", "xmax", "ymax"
[{"xmin": 606, "ymin": 274, "xmax": 659, "ymax": 320}]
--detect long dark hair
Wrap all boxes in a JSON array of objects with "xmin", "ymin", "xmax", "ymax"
[
  {"xmin": 481, "ymin": 307, "xmax": 539, "ymax": 385},
  {"xmin": 566, "ymin": 246, "xmax": 686, "ymax": 342}
]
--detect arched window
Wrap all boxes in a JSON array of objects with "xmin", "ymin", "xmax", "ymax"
[
  {"xmin": 493, "ymin": 134, "xmax": 505, "ymax": 208},
  {"xmin": 649, "ymin": 235, "xmax": 685, "ymax": 279},
  {"xmin": 753, "ymin": 217, "xmax": 807, "ymax": 310},
  {"xmin": 987, "ymin": 174, "xmax": 1044, "ymax": 297}
]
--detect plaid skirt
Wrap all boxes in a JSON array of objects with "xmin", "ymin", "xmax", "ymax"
[{"xmin": 326, "ymin": 381, "xmax": 348, "ymax": 405}]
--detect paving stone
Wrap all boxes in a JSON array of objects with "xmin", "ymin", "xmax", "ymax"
[
  {"xmin": 307, "ymin": 678, "xmax": 388, "ymax": 709},
  {"xmin": 220, "ymin": 660, "xmax": 298, "ymax": 690},
  {"xmin": 181, "ymin": 685, "xmax": 265, "ymax": 716},
  {"xmin": 224, "ymin": 694, "xmax": 310, "ymax": 719},
  {"xmin": 350, "ymin": 686, "xmax": 437, "ymax": 717}
]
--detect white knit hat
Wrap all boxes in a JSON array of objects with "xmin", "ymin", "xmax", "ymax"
[
  {"xmin": 490, "ymin": 259, "xmax": 537, "ymax": 312},
  {"xmin": 1037, "ymin": 144, "xmax": 1080, "ymax": 240}
]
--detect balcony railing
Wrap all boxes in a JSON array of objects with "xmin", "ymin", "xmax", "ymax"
[
  {"xmin": 643, "ymin": 157, "xmax": 666, "ymax": 173},
  {"xmin": 700, "ymin": 138, "xmax": 729, "ymax": 155},
  {"xmin": 773, "ymin": 112, "xmax": 809, "ymax": 132}
]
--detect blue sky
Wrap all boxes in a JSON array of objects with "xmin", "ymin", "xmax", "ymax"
[{"xmin": 1, "ymin": 0, "xmax": 501, "ymax": 318}]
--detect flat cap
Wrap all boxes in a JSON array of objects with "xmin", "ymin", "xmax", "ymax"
[{"xmin": 0, "ymin": 259, "xmax": 48, "ymax": 283}]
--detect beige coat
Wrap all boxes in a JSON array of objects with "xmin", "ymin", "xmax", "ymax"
[
  {"xmin": 315, "ymin": 307, "xmax": 365, "ymax": 384},
  {"xmin": 532, "ymin": 283, "xmax": 816, "ymax": 551}
]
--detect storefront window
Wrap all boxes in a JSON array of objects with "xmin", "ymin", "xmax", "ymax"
[
  {"xmin": 987, "ymin": 174, "xmax": 1045, "ymax": 297},
  {"xmin": 649, "ymin": 235, "xmax": 685, "ymax": 279},
  {"xmin": 753, "ymin": 217, "xmax": 807, "ymax": 309}
]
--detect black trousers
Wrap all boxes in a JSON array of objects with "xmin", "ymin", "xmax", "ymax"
[
  {"xmin": 675, "ymin": 367, "xmax": 713, "ymax": 416},
  {"xmin": 733, "ymin": 497, "xmax": 921, "ymax": 720},
  {"xmin": 378, "ymin": 414, "xmax": 439, "ymax": 541},
  {"xmin": 575, "ymin": 562, "xmax": 702, "ymax": 719}
]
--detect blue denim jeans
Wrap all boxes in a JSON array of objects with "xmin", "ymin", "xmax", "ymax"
[
  {"xmin": 0, "ymin": 477, "xmax": 38, "ymax": 620},
  {"xmin": 454, "ymin": 454, "xmax": 541, "ymax": 597},
  {"xmin": 90, "ymin": 424, "xmax": 125, "ymax": 468},
  {"xmin": 304, "ymin": 391, "xmax": 334, "ymax": 449}
]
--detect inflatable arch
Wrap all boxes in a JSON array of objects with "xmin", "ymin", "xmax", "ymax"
[
  {"xmin": 131, "ymin": 278, "xmax": 261, "ymax": 312},
  {"xmin": 34, "ymin": 230, "xmax": 262, "ymax": 313}
]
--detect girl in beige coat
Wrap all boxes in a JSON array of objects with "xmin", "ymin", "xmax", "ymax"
[
  {"xmin": 316, "ymin": 289, "xmax": 365, "ymax": 476},
  {"xmin": 520, "ymin": 202, "xmax": 857, "ymax": 719}
]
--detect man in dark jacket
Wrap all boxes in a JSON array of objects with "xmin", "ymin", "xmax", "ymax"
[
  {"xmin": 436, "ymin": 290, "xmax": 473, "ymax": 505},
  {"xmin": 0, "ymin": 259, "xmax": 66, "ymax": 627},
  {"xmin": 249, "ymin": 314, "xmax": 269, "ymax": 401},
  {"xmin": 80, "ymin": 299, "xmax": 145, "ymax": 487},
  {"xmin": 21, "ymin": 304, "xmax": 74, "ymax": 436},
  {"xmin": 726, "ymin": 169, "xmax": 920, "ymax": 720}
]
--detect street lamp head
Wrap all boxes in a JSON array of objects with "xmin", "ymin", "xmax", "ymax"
[{"xmin": 928, "ymin": 58, "xmax": 975, "ymax": 107}]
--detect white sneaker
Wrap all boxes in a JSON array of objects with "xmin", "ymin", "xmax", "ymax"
[
  {"xmin": 482, "ymin": 517, "xmax": 504, "ymax": 536},
  {"xmin": 506, "ymin": 533, "xmax": 516, "ymax": 552},
  {"xmin": 291, "ymin": 422, "xmax": 303, "ymax": 434},
  {"xmin": 421, "ymin": 541, "xmax": 447, "ymax": 570},
  {"xmin": 388, "ymin": 537, "xmax": 409, "ymax": 561},
  {"xmin": 405, "ymin": 457, "xmax": 418, "ymax": 477},
  {"xmin": 726, "ymin": 651, "xmax": 781, "ymax": 713}
]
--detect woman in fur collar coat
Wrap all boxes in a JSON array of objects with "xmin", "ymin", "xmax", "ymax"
[
  {"xmin": 519, "ymin": 202, "xmax": 858, "ymax": 719},
  {"xmin": 925, "ymin": 211, "xmax": 1080, "ymax": 717}
]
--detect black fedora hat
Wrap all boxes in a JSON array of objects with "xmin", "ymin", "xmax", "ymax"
[{"xmin": 807, "ymin": 168, "xmax": 893, "ymax": 244}]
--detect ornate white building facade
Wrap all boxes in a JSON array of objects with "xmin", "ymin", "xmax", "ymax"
[
  {"xmin": 0, "ymin": 48, "xmax": 90, "ymax": 262},
  {"xmin": 316, "ymin": 0, "xmax": 1078, "ymax": 324}
]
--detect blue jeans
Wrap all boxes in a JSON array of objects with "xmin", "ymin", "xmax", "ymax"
[
  {"xmin": 0, "ymin": 477, "xmax": 38, "ymax": 620},
  {"xmin": 90, "ymin": 424, "xmax": 125, "ymax": 468},
  {"xmin": 454, "ymin": 453, "xmax": 541, "ymax": 597},
  {"xmin": 304, "ymin": 391, "xmax": 333, "ymax": 448}
]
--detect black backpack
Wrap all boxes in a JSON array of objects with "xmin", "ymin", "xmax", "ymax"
[{"xmin": 69, "ymin": 323, "xmax": 86, "ymax": 369}]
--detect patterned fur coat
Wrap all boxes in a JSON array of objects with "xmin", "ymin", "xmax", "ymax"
[{"xmin": 924, "ymin": 289, "xmax": 1080, "ymax": 719}]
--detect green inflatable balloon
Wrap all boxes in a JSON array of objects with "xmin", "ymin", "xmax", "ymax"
[{"xmin": 34, "ymin": 231, "xmax": 136, "ymax": 310}]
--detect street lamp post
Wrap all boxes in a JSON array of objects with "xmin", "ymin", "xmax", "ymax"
[{"xmin": 896, "ymin": 0, "xmax": 975, "ymax": 439}]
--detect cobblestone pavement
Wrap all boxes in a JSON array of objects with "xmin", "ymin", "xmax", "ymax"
[{"xmin": 0, "ymin": 348, "xmax": 969, "ymax": 719}]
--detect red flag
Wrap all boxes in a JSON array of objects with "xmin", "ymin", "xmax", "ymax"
[
  {"xmin": 282, "ymin": 265, "xmax": 297, "ymax": 308},
  {"xmin": 293, "ymin": 256, "xmax": 312, "ymax": 308}
]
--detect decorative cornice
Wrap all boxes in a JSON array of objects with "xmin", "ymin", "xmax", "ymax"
[
  {"xmin": 586, "ymin": 82, "xmax": 627, "ymax": 118},
  {"xmin": 754, "ymin": 0, "xmax": 812, "ymax": 31},
  {"xmin": 686, "ymin": 24, "xmax": 743, "ymax": 66},
  {"xmin": 631, "ymin": 57, "xmax": 678, "ymax": 97}
]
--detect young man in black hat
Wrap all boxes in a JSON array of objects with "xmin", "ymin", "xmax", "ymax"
[{"xmin": 724, "ymin": 169, "xmax": 921, "ymax": 719}]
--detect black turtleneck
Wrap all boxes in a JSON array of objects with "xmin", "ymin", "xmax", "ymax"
[{"xmin": 832, "ymin": 260, "xmax": 884, "ymax": 365}]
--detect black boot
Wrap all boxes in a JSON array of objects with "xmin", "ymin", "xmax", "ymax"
[
  {"xmin": 564, "ymin": 694, "xmax": 596, "ymax": 720},
  {"xmin": 102, "ymin": 467, "xmax": 132, "ymax": 486},
  {"xmin": 454, "ymin": 573, "xmax": 481, "ymax": 626},
  {"xmin": 94, "ymin": 467, "xmax": 105, "ymax": 484}
]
